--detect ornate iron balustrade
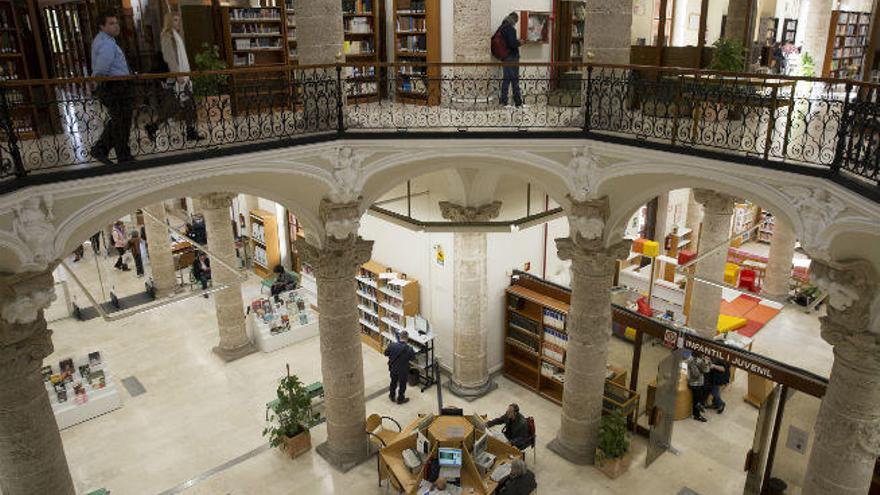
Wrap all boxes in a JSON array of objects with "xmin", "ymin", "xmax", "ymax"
[{"xmin": 0, "ymin": 62, "xmax": 877, "ymax": 194}]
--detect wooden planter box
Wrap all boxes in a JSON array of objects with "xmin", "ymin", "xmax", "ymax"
[
  {"xmin": 282, "ymin": 428, "xmax": 311, "ymax": 459},
  {"xmin": 595, "ymin": 449, "xmax": 632, "ymax": 479}
]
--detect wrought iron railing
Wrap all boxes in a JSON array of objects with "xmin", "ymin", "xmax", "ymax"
[{"xmin": 0, "ymin": 62, "xmax": 878, "ymax": 194}]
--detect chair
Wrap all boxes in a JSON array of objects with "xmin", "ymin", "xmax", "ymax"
[
  {"xmin": 366, "ymin": 414, "xmax": 402, "ymax": 487},
  {"xmin": 524, "ymin": 416, "xmax": 537, "ymax": 465},
  {"xmin": 738, "ymin": 268, "xmax": 757, "ymax": 293},
  {"xmin": 724, "ymin": 262, "xmax": 740, "ymax": 285}
]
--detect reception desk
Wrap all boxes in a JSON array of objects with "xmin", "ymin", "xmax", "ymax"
[{"xmin": 378, "ymin": 413, "xmax": 523, "ymax": 494}]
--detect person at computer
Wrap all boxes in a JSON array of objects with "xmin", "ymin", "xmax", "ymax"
[
  {"xmin": 486, "ymin": 403, "xmax": 530, "ymax": 449},
  {"xmin": 385, "ymin": 330, "xmax": 415, "ymax": 404},
  {"xmin": 496, "ymin": 459, "xmax": 536, "ymax": 495}
]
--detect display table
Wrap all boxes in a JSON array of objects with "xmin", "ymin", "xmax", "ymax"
[
  {"xmin": 247, "ymin": 288, "xmax": 320, "ymax": 353},
  {"xmin": 45, "ymin": 353, "xmax": 122, "ymax": 430},
  {"xmin": 378, "ymin": 413, "xmax": 523, "ymax": 494}
]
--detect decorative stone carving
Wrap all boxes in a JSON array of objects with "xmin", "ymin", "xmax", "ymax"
[
  {"xmin": 779, "ymin": 186, "xmax": 847, "ymax": 257},
  {"xmin": 438, "ymin": 201, "xmax": 502, "ymax": 222},
  {"xmin": 328, "ymin": 147, "xmax": 364, "ymax": 204},
  {"xmin": 568, "ymin": 146, "xmax": 602, "ymax": 202},
  {"xmin": 11, "ymin": 195, "xmax": 56, "ymax": 270},
  {"xmin": 693, "ymin": 188, "xmax": 735, "ymax": 216},
  {"xmin": 320, "ymin": 198, "xmax": 363, "ymax": 241},
  {"xmin": 198, "ymin": 192, "xmax": 236, "ymax": 211},
  {"xmin": 296, "ymin": 235, "xmax": 373, "ymax": 282},
  {"xmin": 0, "ymin": 269, "xmax": 57, "ymax": 349},
  {"xmin": 567, "ymin": 196, "xmax": 610, "ymax": 241},
  {"xmin": 557, "ymin": 238, "xmax": 631, "ymax": 276}
]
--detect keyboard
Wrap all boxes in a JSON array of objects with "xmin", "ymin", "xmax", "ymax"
[{"xmin": 490, "ymin": 463, "xmax": 512, "ymax": 482}]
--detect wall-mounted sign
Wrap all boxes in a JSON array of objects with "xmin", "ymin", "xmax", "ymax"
[{"xmin": 433, "ymin": 244, "xmax": 445, "ymax": 267}]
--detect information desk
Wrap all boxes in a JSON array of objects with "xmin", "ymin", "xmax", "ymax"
[{"xmin": 378, "ymin": 414, "xmax": 523, "ymax": 495}]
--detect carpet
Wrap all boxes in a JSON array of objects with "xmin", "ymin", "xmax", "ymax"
[
  {"xmin": 744, "ymin": 303, "xmax": 782, "ymax": 325},
  {"xmin": 736, "ymin": 319, "xmax": 765, "ymax": 338},
  {"xmin": 716, "ymin": 294, "xmax": 783, "ymax": 338}
]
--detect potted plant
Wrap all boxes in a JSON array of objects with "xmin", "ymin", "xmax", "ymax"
[
  {"xmin": 595, "ymin": 412, "xmax": 632, "ymax": 479},
  {"xmin": 705, "ymin": 37, "xmax": 750, "ymax": 120},
  {"xmin": 192, "ymin": 43, "xmax": 231, "ymax": 126},
  {"xmin": 263, "ymin": 364, "xmax": 313, "ymax": 459}
]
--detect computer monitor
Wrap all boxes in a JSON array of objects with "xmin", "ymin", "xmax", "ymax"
[
  {"xmin": 415, "ymin": 315, "xmax": 429, "ymax": 334},
  {"xmin": 473, "ymin": 432, "xmax": 488, "ymax": 458},
  {"xmin": 417, "ymin": 413, "xmax": 434, "ymax": 432},
  {"xmin": 417, "ymin": 431, "xmax": 430, "ymax": 457},
  {"xmin": 469, "ymin": 413, "xmax": 486, "ymax": 433},
  {"xmin": 438, "ymin": 448, "xmax": 463, "ymax": 467}
]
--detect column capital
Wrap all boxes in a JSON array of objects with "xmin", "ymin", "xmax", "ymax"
[
  {"xmin": 439, "ymin": 201, "xmax": 502, "ymax": 222},
  {"xmin": 812, "ymin": 259, "xmax": 880, "ymax": 370},
  {"xmin": 693, "ymin": 188, "xmax": 736, "ymax": 216},
  {"xmin": 320, "ymin": 198, "xmax": 363, "ymax": 240},
  {"xmin": 556, "ymin": 238, "xmax": 630, "ymax": 278},
  {"xmin": 567, "ymin": 195, "xmax": 610, "ymax": 242},
  {"xmin": 199, "ymin": 192, "xmax": 236, "ymax": 210},
  {"xmin": 0, "ymin": 269, "xmax": 56, "ymax": 384},
  {"xmin": 298, "ymin": 235, "xmax": 373, "ymax": 282}
]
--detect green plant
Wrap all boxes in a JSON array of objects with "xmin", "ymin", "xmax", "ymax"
[
  {"xmin": 799, "ymin": 51, "xmax": 816, "ymax": 78},
  {"xmin": 262, "ymin": 365, "xmax": 312, "ymax": 449},
  {"xmin": 708, "ymin": 38, "xmax": 746, "ymax": 72},
  {"xmin": 192, "ymin": 43, "xmax": 229, "ymax": 97},
  {"xmin": 596, "ymin": 412, "xmax": 629, "ymax": 461}
]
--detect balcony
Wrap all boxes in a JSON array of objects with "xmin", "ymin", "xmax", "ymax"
[{"xmin": 1, "ymin": 63, "xmax": 878, "ymax": 199}]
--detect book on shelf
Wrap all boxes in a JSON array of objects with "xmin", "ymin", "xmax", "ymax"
[{"xmin": 343, "ymin": 0, "xmax": 372, "ymax": 14}]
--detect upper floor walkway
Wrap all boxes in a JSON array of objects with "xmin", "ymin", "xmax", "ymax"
[{"xmin": 0, "ymin": 62, "xmax": 878, "ymax": 201}]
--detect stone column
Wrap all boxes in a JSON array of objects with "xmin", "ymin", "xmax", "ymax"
[
  {"xmin": 440, "ymin": 201, "xmax": 502, "ymax": 399},
  {"xmin": 200, "ymin": 193, "xmax": 256, "ymax": 362},
  {"xmin": 142, "ymin": 203, "xmax": 177, "ymax": 297},
  {"xmin": 685, "ymin": 190, "xmax": 703, "ymax": 252},
  {"xmin": 548, "ymin": 197, "xmax": 630, "ymax": 464},
  {"xmin": 762, "ymin": 215, "xmax": 796, "ymax": 301},
  {"xmin": 725, "ymin": 0, "xmax": 758, "ymax": 51},
  {"xmin": 0, "ymin": 269, "xmax": 75, "ymax": 495},
  {"xmin": 653, "ymin": 193, "xmax": 669, "ymax": 243},
  {"xmin": 799, "ymin": 0, "xmax": 833, "ymax": 72},
  {"xmin": 803, "ymin": 259, "xmax": 880, "ymax": 495},
  {"xmin": 295, "ymin": 0, "xmax": 343, "ymax": 65},
  {"xmin": 686, "ymin": 189, "xmax": 735, "ymax": 338},
  {"xmin": 300, "ymin": 200, "xmax": 374, "ymax": 471},
  {"xmin": 451, "ymin": 0, "xmax": 492, "ymax": 106},
  {"xmin": 583, "ymin": 0, "xmax": 632, "ymax": 64}
]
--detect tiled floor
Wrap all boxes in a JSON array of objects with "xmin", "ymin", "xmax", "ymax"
[{"xmin": 46, "ymin": 246, "xmax": 828, "ymax": 495}]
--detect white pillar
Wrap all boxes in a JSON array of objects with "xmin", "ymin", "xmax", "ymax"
[
  {"xmin": 142, "ymin": 203, "xmax": 177, "ymax": 297},
  {"xmin": 762, "ymin": 215, "xmax": 796, "ymax": 300}
]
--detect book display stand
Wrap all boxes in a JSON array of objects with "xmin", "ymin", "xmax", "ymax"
[
  {"xmin": 247, "ymin": 288, "xmax": 319, "ymax": 353},
  {"xmin": 44, "ymin": 352, "xmax": 122, "ymax": 430}
]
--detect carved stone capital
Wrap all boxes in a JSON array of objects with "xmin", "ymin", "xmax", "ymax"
[
  {"xmin": 556, "ymin": 238, "xmax": 630, "ymax": 278},
  {"xmin": 566, "ymin": 195, "xmax": 610, "ymax": 242},
  {"xmin": 693, "ymin": 188, "xmax": 736, "ymax": 216},
  {"xmin": 567, "ymin": 145, "xmax": 603, "ymax": 202},
  {"xmin": 11, "ymin": 194, "xmax": 57, "ymax": 271},
  {"xmin": 778, "ymin": 186, "xmax": 848, "ymax": 258},
  {"xmin": 199, "ymin": 192, "xmax": 236, "ymax": 210},
  {"xmin": 438, "ymin": 201, "xmax": 502, "ymax": 222},
  {"xmin": 0, "ymin": 269, "xmax": 57, "ymax": 383},
  {"xmin": 328, "ymin": 146, "xmax": 365, "ymax": 203},
  {"xmin": 297, "ymin": 235, "xmax": 373, "ymax": 283},
  {"xmin": 812, "ymin": 258, "xmax": 880, "ymax": 369},
  {"xmin": 320, "ymin": 198, "xmax": 363, "ymax": 241}
]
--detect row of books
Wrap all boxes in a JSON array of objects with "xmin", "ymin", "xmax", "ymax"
[
  {"xmin": 344, "ymin": 40, "xmax": 375, "ymax": 55},
  {"xmin": 543, "ymin": 341, "xmax": 565, "ymax": 364},
  {"xmin": 541, "ymin": 362, "xmax": 565, "ymax": 382},
  {"xmin": 342, "ymin": 0, "xmax": 372, "ymax": 14},
  {"xmin": 396, "ymin": 16, "xmax": 426, "ymax": 32},
  {"xmin": 230, "ymin": 8, "xmax": 281, "ymax": 20},
  {"xmin": 231, "ymin": 25, "xmax": 280, "ymax": 35},
  {"xmin": 398, "ymin": 35, "xmax": 427, "ymax": 52},
  {"xmin": 234, "ymin": 39, "xmax": 282, "ymax": 50},
  {"xmin": 543, "ymin": 308, "xmax": 566, "ymax": 331},
  {"xmin": 344, "ymin": 17, "xmax": 372, "ymax": 34},
  {"xmin": 544, "ymin": 327, "xmax": 568, "ymax": 349},
  {"xmin": 397, "ymin": 0, "xmax": 426, "ymax": 13}
]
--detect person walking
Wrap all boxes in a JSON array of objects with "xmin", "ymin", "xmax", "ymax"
[
  {"xmin": 111, "ymin": 221, "xmax": 129, "ymax": 271},
  {"xmin": 128, "ymin": 230, "xmax": 144, "ymax": 277},
  {"xmin": 687, "ymin": 352, "xmax": 711, "ymax": 422},
  {"xmin": 90, "ymin": 231, "xmax": 102, "ymax": 255},
  {"xmin": 145, "ymin": 12, "xmax": 204, "ymax": 143},
  {"xmin": 384, "ymin": 330, "xmax": 415, "ymax": 404},
  {"xmin": 707, "ymin": 358, "xmax": 729, "ymax": 414},
  {"xmin": 90, "ymin": 11, "xmax": 135, "ymax": 165},
  {"xmin": 495, "ymin": 12, "xmax": 523, "ymax": 108}
]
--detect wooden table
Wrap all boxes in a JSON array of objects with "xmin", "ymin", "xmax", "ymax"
[{"xmin": 378, "ymin": 414, "xmax": 523, "ymax": 494}]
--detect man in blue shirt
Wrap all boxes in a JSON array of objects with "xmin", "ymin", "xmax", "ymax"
[{"xmin": 90, "ymin": 11, "xmax": 134, "ymax": 164}]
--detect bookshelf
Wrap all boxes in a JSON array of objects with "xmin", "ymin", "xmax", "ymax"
[
  {"xmin": 249, "ymin": 209, "xmax": 280, "ymax": 278},
  {"xmin": 730, "ymin": 202, "xmax": 759, "ymax": 247},
  {"xmin": 286, "ymin": 0, "xmax": 297, "ymax": 65},
  {"xmin": 757, "ymin": 211, "xmax": 774, "ymax": 243},
  {"xmin": 823, "ymin": 10, "xmax": 871, "ymax": 78},
  {"xmin": 0, "ymin": 0, "xmax": 35, "ymax": 138},
  {"xmin": 781, "ymin": 19, "xmax": 797, "ymax": 43},
  {"xmin": 356, "ymin": 260, "xmax": 420, "ymax": 352},
  {"xmin": 393, "ymin": 0, "xmax": 441, "ymax": 105},
  {"xmin": 662, "ymin": 226, "xmax": 693, "ymax": 281},
  {"xmin": 552, "ymin": 0, "xmax": 585, "ymax": 64},
  {"xmin": 342, "ymin": 0, "xmax": 384, "ymax": 103}
]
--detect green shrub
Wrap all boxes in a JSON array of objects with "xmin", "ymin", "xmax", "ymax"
[
  {"xmin": 597, "ymin": 412, "xmax": 629, "ymax": 460},
  {"xmin": 709, "ymin": 38, "xmax": 746, "ymax": 72},
  {"xmin": 192, "ymin": 43, "xmax": 229, "ymax": 97},
  {"xmin": 262, "ymin": 365, "xmax": 312, "ymax": 449},
  {"xmin": 800, "ymin": 52, "xmax": 816, "ymax": 78}
]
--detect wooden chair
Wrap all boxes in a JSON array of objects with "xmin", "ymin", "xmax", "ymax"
[
  {"xmin": 366, "ymin": 413, "xmax": 402, "ymax": 487},
  {"xmin": 524, "ymin": 416, "xmax": 537, "ymax": 465}
]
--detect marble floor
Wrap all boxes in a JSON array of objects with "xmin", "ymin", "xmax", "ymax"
[{"xmin": 44, "ymin": 246, "xmax": 829, "ymax": 495}]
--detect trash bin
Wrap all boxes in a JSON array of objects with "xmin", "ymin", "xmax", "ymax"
[
  {"xmin": 408, "ymin": 368, "xmax": 420, "ymax": 387},
  {"xmin": 766, "ymin": 478, "xmax": 787, "ymax": 495}
]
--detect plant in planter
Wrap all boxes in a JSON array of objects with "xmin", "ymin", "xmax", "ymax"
[
  {"xmin": 706, "ymin": 38, "xmax": 750, "ymax": 121},
  {"xmin": 799, "ymin": 51, "xmax": 816, "ymax": 78},
  {"xmin": 263, "ymin": 364, "xmax": 313, "ymax": 459},
  {"xmin": 192, "ymin": 43, "xmax": 231, "ymax": 126},
  {"xmin": 595, "ymin": 412, "xmax": 632, "ymax": 479}
]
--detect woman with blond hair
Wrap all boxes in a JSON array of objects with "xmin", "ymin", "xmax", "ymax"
[{"xmin": 145, "ymin": 12, "xmax": 203, "ymax": 143}]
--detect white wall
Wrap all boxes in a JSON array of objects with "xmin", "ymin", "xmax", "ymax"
[
  {"xmin": 706, "ymin": 0, "xmax": 729, "ymax": 45},
  {"xmin": 664, "ymin": 188, "xmax": 691, "ymax": 235},
  {"xmin": 632, "ymin": 0, "xmax": 653, "ymax": 44}
]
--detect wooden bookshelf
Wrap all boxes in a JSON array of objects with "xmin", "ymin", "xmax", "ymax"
[
  {"xmin": 823, "ymin": 10, "xmax": 871, "ymax": 78},
  {"xmin": 249, "ymin": 209, "xmax": 280, "ymax": 278},
  {"xmin": 553, "ymin": 0, "xmax": 585, "ymax": 64},
  {"xmin": 757, "ymin": 211, "xmax": 774, "ymax": 243},
  {"xmin": 356, "ymin": 260, "xmax": 420, "ymax": 352},
  {"xmin": 662, "ymin": 226, "xmax": 693, "ymax": 281},
  {"xmin": 393, "ymin": 0, "xmax": 440, "ymax": 105},
  {"xmin": 781, "ymin": 18, "xmax": 797, "ymax": 43},
  {"xmin": 342, "ymin": 0, "xmax": 384, "ymax": 103},
  {"xmin": 0, "ymin": 0, "xmax": 36, "ymax": 139},
  {"xmin": 285, "ymin": 0, "xmax": 297, "ymax": 66}
]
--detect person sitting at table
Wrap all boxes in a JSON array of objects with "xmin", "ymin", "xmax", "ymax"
[
  {"xmin": 486, "ymin": 403, "xmax": 531, "ymax": 450},
  {"xmin": 270, "ymin": 264, "xmax": 297, "ymax": 296},
  {"xmin": 496, "ymin": 459, "xmax": 536, "ymax": 495},
  {"xmin": 423, "ymin": 453, "xmax": 440, "ymax": 484},
  {"xmin": 192, "ymin": 252, "xmax": 211, "ymax": 296}
]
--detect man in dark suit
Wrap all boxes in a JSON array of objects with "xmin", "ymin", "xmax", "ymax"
[
  {"xmin": 192, "ymin": 253, "xmax": 211, "ymax": 296},
  {"xmin": 487, "ymin": 403, "xmax": 531, "ymax": 450},
  {"xmin": 384, "ymin": 330, "xmax": 415, "ymax": 404}
]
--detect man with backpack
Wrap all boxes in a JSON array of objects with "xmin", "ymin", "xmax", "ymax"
[{"xmin": 492, "ymin": 12, "xmax": 523, "ymax": 108}]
